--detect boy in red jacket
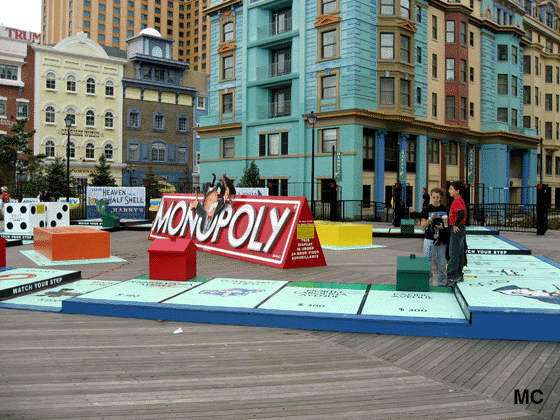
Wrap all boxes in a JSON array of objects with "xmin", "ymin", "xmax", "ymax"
[{"xmin": 447, "ymin": 181, "xmax": 467, "ymax": 286}]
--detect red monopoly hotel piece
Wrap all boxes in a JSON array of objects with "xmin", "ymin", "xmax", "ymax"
[{"xmin": 149, "ymin": 194, "xmax": 326, "ymax": 269}]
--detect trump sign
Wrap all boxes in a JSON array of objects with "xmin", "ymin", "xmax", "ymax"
[{"xmin": 149, "ymin": 194, "xmax": 326, "ymax": 269}]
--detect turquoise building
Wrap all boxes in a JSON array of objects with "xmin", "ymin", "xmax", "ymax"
[{"xmin": 198, "ymin": 0, "xmax": 550, "ymax": 212}]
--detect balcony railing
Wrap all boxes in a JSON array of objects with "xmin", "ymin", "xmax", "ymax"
[
  {"xmin": 257, "ymin": 18, "xmax": 293, "ymax": 39},
  {"xmin": 257, "ymin": 100, "xmax": 292, "ymax": 119},
  {"xmin": 256, "ymin": 60, "xmax": 292, "ymax": 80}
]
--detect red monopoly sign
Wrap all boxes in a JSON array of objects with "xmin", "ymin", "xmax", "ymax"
[{"xmin": 149, "ymin": 194, "xmax": 326, "ymax": 269}]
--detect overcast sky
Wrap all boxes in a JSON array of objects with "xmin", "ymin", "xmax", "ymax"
[{"xmin": 0, "ymin": 0, "xmax": 41, "ymax": 33}]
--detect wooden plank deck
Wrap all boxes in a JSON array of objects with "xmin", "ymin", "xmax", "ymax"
[{"xmin": 1, "ymin": 226, "xmax": 559, "ymax": 418}]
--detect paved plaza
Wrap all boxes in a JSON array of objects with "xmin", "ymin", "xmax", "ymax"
[{"xmin": 1, "ymin": 223, "xmax": 560, "ymax": 419}]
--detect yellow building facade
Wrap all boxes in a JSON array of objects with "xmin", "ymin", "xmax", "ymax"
[{"xmin": 33, "ymin": 32, "xmax": 127, "ymax": 185}]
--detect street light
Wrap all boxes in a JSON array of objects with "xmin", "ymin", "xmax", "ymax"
[
  {"xmin": 540, "ymin": 137, "xmax": 544, "ymax": 185},
  {"xmin": 126, "ymin": 163, "xmax": 136, "ymax": 186},
  {"xmin": 307, "ymin": 111, "xmax": 317, "ymax": 216},
  {"xmin": 64, "ymin": 114, "xmax": 73, "ymax": 204}
]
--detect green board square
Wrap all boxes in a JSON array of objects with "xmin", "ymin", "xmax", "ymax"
[
  {"xmin": 0, "ymin": 280, "xmax": 120, "ymax": 310},
  {"xmin": 0, "ymin": 268, "xmax": 79, "ymax": 291},
  {"xmin": 165, "ymin": 278, "xmax": 288, "ymax": 309},
  {"xmin": 259, "ymin": 282, "xmax": 367, "ymax": 314},
  {"xmin": 466, "ymin": 255, "xmax": 551, "ymax": 270},
  {"xmin": 361, "ymin": 289, "xmax": 467, "ymax": 320},
  {"xmin": 465, "ymin": 236, "xmax": 520, "ymax": 251},
  {"xmin": 78, "ymin": 278, "xmax": 206, "ymax": 303}
]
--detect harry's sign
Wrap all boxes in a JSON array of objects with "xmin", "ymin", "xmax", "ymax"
[{"xmin": 149, "ymin": 194, "xmax": 326, "ymax": 269}]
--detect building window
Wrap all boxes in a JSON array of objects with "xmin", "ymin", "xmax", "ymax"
[
  {"xmin": 428, "ymin": 138, "xmax": 439, "ymax": 163},
  {"xmin": 177, "ymin": 146, "xmax": 187, "ymax": 163},
  {"xmin": 66, "ymin": 108, "xmax": 76, "ymax": 125},
  {"xmin": 446, "ymin": 20, "xmax": 455, "ymax": 43},
  {"xmin": 523, "ymin": 86, "xmax": 531, "ymax": 104},
  {"xmin": 86, "ymin": 110, "xmax": 95, "ymax": 126},
  {"xmin": 177, "ymin": 114, "xmax": 188, "ymax": 133},
  {"xmin": 223, "ymin": 21, "xmax": 234, "ymax": 42},
  {"xmin": 497, "ymin": 74, "xmax": 508, "ymax": 95},
  {"xmin": 105, "ymin": 80, "xmax": 114, "ymax": 97},
  {"xmin": 272, "ymin": 7, "xmax": 292, "ymax": 35},
  {"xmin": 523, "ymin": 115, "xmax": 531, "ymax": 128},
  {"xmin": 447, "ymin": 141, "xmax": 458, "ymax": 165},
  {"xmin": 67, "ymin": 75, "xmax": 76, "ymax": 92},
  {"xmin": 469, "ymin": 31, "xmax": 474, "ymax": 46},
  {"xmin": 69, "ymin": 141, "xmax": 76, "ymax": 159},
  {"xmin": 153, "ymin": 112, "xmax": 165, "ymax": 131},
  {"xmin": 546, "ymin": 65, "xmax": 553, "ymax": 83},
  {"xmin": 546, "ymin": 154, "xmax": 553, "ymax": 175},
  {"xmin": 432, "ymin": 92, "xmax": 437, "ymax": 117},
  {"xmin": 0, "ymin": 100, "xmax": 5, "ymax": 118},
  {"xmin": 446, "ymin": 96, "xmax": 455, "ymax": 119},
  {"xmin": 128, "ymin": 109, "xmax": 140, "ymax": 128},
  {"xmin": 432, "ymin": 54, "xmax": 437, "ymax": 78},
  {"xmin": 321, "ymin": 74, "xmax": 336, "ymax": 99},
  {"xmin": 86, "ymin": 77, "xmax": 96, "ymax": 94},
  {"xmin": 512, "ymin": 46, "xmax": 517, "ymax": 64},
  {"xmin": 523, "ymin": 55, "xmax": 531, "ymax": 74},
  {"xmin": 46, "ymin": 72, "xmax": 56, "ymax": 90},
  {"xmin": 416, "ymin": 46, "xmax": 421, "ymax": 63},
  {"xmin": 85, "ymin": 142, "xmax": 95, "ymax": 159},
  {"xmin": 128, "ymin": 143, "xmax": 138, "ymax": 161},
  {"xmin": 400, "ymin": 79, "xmax": 410, "ymax": 107},
  {"xmin": 511, "ymin": 108, "xmax": 517, "ymax": 126},
  {"xmin": 400, "ymin": 0, "xmax": 410, "ymax": 19},
  {"xmin": 380, "ymin": 0, "xmax": 394, "ymax": 15},
  {"xmin": 380, "ymin": 77, "xmax": 394, "ymax": 105},
  {"xmin": 16, "ymin": 102, "xmax": 28, "ymax": 119},
  {"xmin": 222, "ymin": 93, "xmax": 233, "ymax": 114},
  {"xmin": 321, "ymin": 29, "xmax": 337, "ymax": 59},
  {"xmin": 151, "ymin": 142, "xmax": 165, "ymax": 161},
  {"xmin": 104, "ymin": 144, "xmax": 114, "ymax": 160},
  {"xmin": 380, "ymin": 33, "xmax": 394, "ymax": 60},
  {"xmin": 321, "ymin": 128, "xmax": 337, "ymax": 153},
  {"xmin": 432, "ymin": 15, "xmax": 437, "ymax": 39},
  {"xmin": 322, "ymin": 0, "xmax": 337, "ymax": 14},
  {"xmin": 446, "ymin": 58, "xmax": 455, "ymax": 81},
  {"xmin": 400, "ymin": 35, "xmax": 410, "ymax": 62},
  {"xmin": 497, "ymin": 107, "xmax": 508, "ymax": 123},
  {"xmin": 416, "ymin": 87, "xmax": 421, "ymax": 104},
  {"xmin": 45, "ymin": 140, "xmax": 55, "ymax": 157},
  {"xmin": 197, "ymin": 97, "xmax": 206, "ymax": 110},
  {"xmin": 469, "ymin": 102, "xmax": 474, "ymax": 118},
  {"xmin": 497, "ymin": 44, "xmax": 508, "ymax": 61},
  {"xmin": 271, "ymin": 86, "xmax": 291, "ymax": 117},
  {"xmin": 460, "ymin": 21, "xmax": 467, "ymax": 44},
  {"xmin": 460, "ymin": 59, "xmax": 466, "ymax": 83},
  {"xmin": 259, "ymin": 132, "xmax": 288, "ymax": 156},
  {"xmin": 271, "ymin": 47, "xmax": 291, "ymax": 77},
  {"xmin": 105, "ymin": 112, "xmax": 114, "ymax": 128},
  {"xmin": 460, "ymin": 97, "xmax": 467, "ymax": 120},
  {"xmin": 222, "ymin": 137, "xmax": 234, "ymax": 159},
  {"xmin": 545, "ymin": 121, "xmax": 553, "ymax": 139},
  {"xmin": 222, "ymin": 55, "xmax": 234, "ymax": 80},
  {"xmin": 45, "ymin": 106, "xmax": 56, "ymax": 123},
  {"xmin": 469, "ymin": 67, "xmax": 474, "ymax": 82}
]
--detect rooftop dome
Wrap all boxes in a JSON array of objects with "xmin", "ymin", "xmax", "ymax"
[{"xmin": 139, "ymin": 28, "xmax": 162, "ymax": 37}]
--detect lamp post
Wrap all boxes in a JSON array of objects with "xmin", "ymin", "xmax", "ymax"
[
  {"xmin": 540, "ymin": 137, "xmax": 544, "ymax": 185},
  {"xmin": 126, "ymin": 163, "xmax": 136, "ymax": 186},
  {"xmin": 307, "ymin": 111, "xmax": 317, "ymax": 216},
  {"xmin": 64, "ymin": 114, "xmax": 73, "ymax": 204}
]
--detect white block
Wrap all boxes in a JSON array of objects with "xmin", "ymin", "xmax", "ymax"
[
  {"xmin": 4, "ymin": 203, "xmax": 47, "ymax": 234},
  {"xmin": 45, "ymin": 202, "xmax": 70, "ymax": 228}
]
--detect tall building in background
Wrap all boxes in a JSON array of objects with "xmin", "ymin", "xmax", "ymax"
[{"xmin": 41, "ymin": 0, "xmax": 210, "ymax": 71}]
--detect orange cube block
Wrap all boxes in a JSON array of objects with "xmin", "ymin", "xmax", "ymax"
[{"xmin": 34, "ymin": 226, "xmax": 111, "ymax": 261}]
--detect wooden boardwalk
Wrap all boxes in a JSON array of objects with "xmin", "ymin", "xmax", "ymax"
[{"xmin": 1, "ymin": 226, "xmax": 559, "ymax": 419}]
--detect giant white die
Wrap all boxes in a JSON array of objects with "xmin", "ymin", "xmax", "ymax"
[
  {"xmin": 4, "ymin": 203, "xmax": 47, "ymax": 234},
  {"xmin": 44, "ymin": 202, "xmax": 71, "ymax": 228}
]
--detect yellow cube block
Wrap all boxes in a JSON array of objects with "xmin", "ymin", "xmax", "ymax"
[{"xmin": 314, "ymin": 221, "xmax": 372, "ymax": 247}]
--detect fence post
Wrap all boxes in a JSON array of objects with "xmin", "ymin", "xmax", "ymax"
[{"xmin": 536, "ymin": 184, "xmax": 548, "ymax": 235}]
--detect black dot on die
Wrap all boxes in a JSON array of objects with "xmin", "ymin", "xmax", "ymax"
[
  {"xmin": 20, "ymin": 222, "xmax": 27, "ymax": 230},
  {"xmin": 6, "ymin": 206, "xmax": 13, "ymax": 213},
  {"xmin": 50, "ymin": 221, "xmax": 57, "ymax": 227},
  {"xmin": 62, "ymin": 205, "xmax": 69, "ymax": 212},
  {"xmin": 57, "ymin": 212, "xmax": 63, "ymax": 220},
  {"xmin": 31, "ymin": 206, "xmax": 36, "ymax": 215},
  {"xmin": 40, "ymin": 221, "xmax": 45, "ymax": 227},
  {"xmin": 20, "ymin": 206, "xmax": 27, "ymax": 214},
  {"xmin": 6, "ymin": 222, "xmax": 13, "ymax": 230}
]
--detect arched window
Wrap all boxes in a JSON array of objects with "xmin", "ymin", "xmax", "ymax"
[
  {"xmin": 86, "ymin": 110, "xmax": 95, "ymax": 126},
  {"xmin": 85, "ymin": 142, "xmax": 95, "ymax": 159},
  {"xmin": 46, "ymin": 72, "xmax": 56, "ymax": 90},
  {"xmin": 66, "ymin": 107, "xmax": 76, "ymax": 125},
  {"xmin": 151, "ymin": 142, "xmax": 166, "ymax": 162},
  {"xmin": 104, "ymin": 144, "xmax": 114, "ymax": 160},
  {"xmin": 105, "ymin": 80, "xmax": 114, "ymax": 97},
  {"xmin": 45, "ymin": 140, "xmax": 55, "ymax": 157},
  {"xmin": 45, "ymin": 106, "xmax": 56, "ymax": 123},
  {"xmin": 67, "ymin": 75, "xmax": 76, "ymax": 92},
  {"xmin": 105, "ymin": 111, "xmax": 114, "ymax": 128},
  {"xmin": 69, "ymin": 141, "xmax": 76, "ymax": 158},
  {"xmin": 86, "ymin": 77, "xmax": 96, "ymax": 94}
]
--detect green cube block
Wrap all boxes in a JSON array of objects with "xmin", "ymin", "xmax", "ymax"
[
  {"xmin": 103, "ymin": 214, "xmax": 121, "ymax": 228},
  {"xmin": 396, "ymin": 254, "xmax": 430, "ymax": 292},
  {"xmin": 400, "ymin": 219, "xmax": 415, "ymax": 234}
]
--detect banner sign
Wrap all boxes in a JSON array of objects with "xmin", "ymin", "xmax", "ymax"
[
  {"xmin": 149, "ymin": 194, "xmax": 326, "ymax": 269},
  {"xmin": 86, "ymin": 186, "xmax": 145, "ymax": 219},
  {"xmin": 467, "ymin": 146, "xmax": 475, "ymax": 184},
  {"xmin": 235, "ymin": 188, "xmax": 269, "ymax": 196}
]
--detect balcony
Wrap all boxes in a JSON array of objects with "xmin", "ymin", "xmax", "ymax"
[
  {"xmin": 257, "ymin": 18, "xmax": 292, "ymax": 39},
  {"xmin": 257, "ymin": 100, "xmax": 292, "ymax": 119},
  {"xmin": 256, "ymin": 60, "xmax": 292, "ymax": 80}
]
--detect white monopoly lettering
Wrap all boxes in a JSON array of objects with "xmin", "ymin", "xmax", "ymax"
[
  {"xmin": 211, "ymin": 204, "xmax": 233, "ymax": 243},
  {"xmin": 228, "ymin": 204, "xmax": 255, "ymax": 248},
  {"xmin": 264, "ymin": 207, "xmax": 293, "ymax": 253},
  {"xmin": 167, "ymin": 201, "xmax": 187, "ymax": 236},
  {"xmin": 180, "ymin": 205, "xmax": 199, "ymax": 238},
  {"xmin": 247, "ymin": 206, "xmax": 267, "ymax": 252},
  {"xmin": 152, "ymin": 201, "xmax": 173, "ymax": 234}
]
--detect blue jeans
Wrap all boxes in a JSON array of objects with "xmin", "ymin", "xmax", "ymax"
[
  {"xmin": 448, "ymin": 225, "xmax": 466, "ymax": 282},
  {"xmin": 423, "ymin": 239, "xmax": 447, "ymax": 286}
]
